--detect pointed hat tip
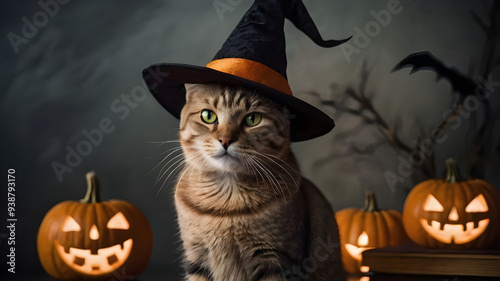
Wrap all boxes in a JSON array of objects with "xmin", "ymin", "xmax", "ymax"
[
  {"xmin": 318, "ymin": 36, "xmax": 352, "ymax": 48},
  {"xmin": 284, "ymin": 0, "xmax": 351, "ymax": 48}
]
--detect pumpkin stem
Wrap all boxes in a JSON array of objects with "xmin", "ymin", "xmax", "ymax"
[
  {"xmin": 80, "ymin": 171, "xmax": 101, "ymax": 203},
  {"xmin": 363, "ymin": 190, "xmax": 380, "ymax": 212},
  {"xmin": 445, "ymin": 158, "xmax": 462, "ymax": 183}
]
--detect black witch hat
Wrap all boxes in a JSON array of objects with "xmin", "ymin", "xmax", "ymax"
[{"xmin": 142, "ymin": 0, "xmax": 350, "ymax": 141}]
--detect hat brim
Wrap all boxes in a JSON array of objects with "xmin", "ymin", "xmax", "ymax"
[{"xmin": 142, "ymin": 63, "xmax": 334, "ymax": 142}]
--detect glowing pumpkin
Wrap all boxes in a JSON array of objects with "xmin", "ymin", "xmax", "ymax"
[
  {"xmin": 402, "ymin": 158, "xmax": 500, "ymax": 249},
  {"xmin": 336, "ymin": 191, "xmax": 409, "ymax": 274},
  {"xmin": 37, "ymin": 172, "xmax": 153, "ymax": 280}
]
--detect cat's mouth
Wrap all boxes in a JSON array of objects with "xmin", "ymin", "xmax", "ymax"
[
  {"xmin": 213, "ymin": 148, "xmax": 237, "ymax": 158},
  {"xmin": 210, "ymin": 150, "xmax": 242, "ymax": 170},
  {"xmin": 213, "ymin": 152, "xmax": 237, "ymax": 161}
]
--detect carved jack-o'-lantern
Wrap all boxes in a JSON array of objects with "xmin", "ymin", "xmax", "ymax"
[
  {"xmin": 403, "ymin": 158, "xmax": 500, "ymax": 249},
  {"xmin": 344, "ymin": 231, "xmax": 374, "ymax": 263},
  {"xmin": 336, "ymin": 191, "xmax": 409, "ymax": 274},
  {"xmin": 37, "ymin": 172, "xmax": 153, "ymax": 280}
]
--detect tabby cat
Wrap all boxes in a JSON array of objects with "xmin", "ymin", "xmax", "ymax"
[{"xmin": 174, "ymin": 83, "xmax": 344, "ymax": 281}]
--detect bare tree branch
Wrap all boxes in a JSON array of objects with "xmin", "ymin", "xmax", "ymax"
[
  {"xmin": 467, "ymin": 1, "xmax": 500, "ymax": 178},
  {"xmin": 470, "ymin": 11, "xmax": 489, "ymax": 33},
  {"xmin": 432, "ymin": 104, "xmax": 463, "ymax": 138},
  {"xmin": 351, "ymin": 139, "xmax": 387, "ymax": 155},
  {"xmin": 331, "ymin": 121, "xmax": 367, "ymax": 142},
  {"xmin": 315, "ymin": 62, "xmax": 416, "ymax": 155}
]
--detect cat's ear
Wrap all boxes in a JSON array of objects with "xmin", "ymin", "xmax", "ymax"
[{"xmin": 184, "ymin": 83, "xmax": 200, "ymax": 103}]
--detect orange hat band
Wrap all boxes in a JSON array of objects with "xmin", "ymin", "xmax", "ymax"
[{"xmin": 206, "ymin": 58, "xmax": 293, "ymax": 96}]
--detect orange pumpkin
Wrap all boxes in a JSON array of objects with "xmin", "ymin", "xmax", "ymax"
[
  {"xmin": 402, "ymin": 158, "xmax": 500, "ymax": 249},
  {"xmin": 336, "ymin": 191, "xmax": 408, "ymax": 274},
  {"xmin": 37, "ymin": 172, "xmax": 153, "ymax": 280}
]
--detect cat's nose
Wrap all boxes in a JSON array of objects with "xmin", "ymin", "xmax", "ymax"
[{"xmin": 219, "ymin": 137, "xmax": 233, "ymax": 150}]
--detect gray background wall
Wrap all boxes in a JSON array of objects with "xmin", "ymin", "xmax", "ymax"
[{"xmin": 1, "ymin": 0, "xmax": 499, "ymax": 280}]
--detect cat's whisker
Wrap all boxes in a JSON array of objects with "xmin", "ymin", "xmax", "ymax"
[
  {"xmin": 252, "ymin": 151, "xmax": 299, "ymax": 191},
  {"xmin": 152, "ymin": 145, "xmax": 198, "ymax": 180},
  {"xmin": 157, "ymin": 144, "xmax": 199, "ymax": 156},
  {"xmin": 239, "ymin": 154, "xmax": 263, "ymax": 189},
  {"xmin": 261, "ymin": 152, "xmax": 300, "ymax": 175},
  {"xmin": 177, "ymin": 154, "xmax": 206, "ymax": 187},
  {"xmin": 238, "ymin": 154, "xmax": 261, "ymax": 187},
  {"xmin": 254, "ymin": 154, "xmax": 294, "ymax": 203},
  {"xmin": 155, "ymin": 160, "xmax": 186, "ymax": 197},
  {"xmin": 155, "ymin": 158, "xmax": 187, "ymax": 196},
  {"xmin": 261, "ymin": 160, "xmax": 292, "ymax": 203},
  {"xmin": 160, "ymin": 156, "xmax": 187, "ymax": 187},
  {"xmin": 154, "ymin": 151, "xmax": 200, "ymax": 190},
  {"xmin": 187, "ymin": 155, "xmax": 209, "ymax": 182},
  {"xmin": 245, "ymin": 156, "xmax": 271, "ymax": 189},
  {"xmin": 156, "ymin": 146, "xmax": 184, "ymax": 156},
  {"xmin": 147, "ymin": 139, "xmax": 180, "ymax": 144},
  {"xmin": 148, "ymin": 139, "xmax": 182, "ymax": 147},
  {"xmin": 142, "ymin": 144, "xmax": 184, "ymax": 160},
  {"xmin": 155, "ymin": 151, "xmax": 202, "ymax": 196},
  {"xmin": 248, "ymin": 156, "xmax": 282, "ymax": 201},
  {"xmin": 147, "ymin": 146, "xmax": 184, "ymax": 176},
  {"xmin": 155, "ymin": 162, "xmax": 183, "ymax": 197},
  {"xmin": 262, "ymin": 162, "xmax": 288, "ymax": 202},
  {"xmin": 146, "ymin": 144, "xmax": 197, "ymax": 178},
  {"xmin": 177, "ymin": 158, "xmax": 206, "ymax": 192},
  {"xmin": 154, "ymin": 152, "xmax": 186, "ymax": 184},
  {"xmin": 242, "ymin": 155, "xmax": 270, "ymax": 190}
]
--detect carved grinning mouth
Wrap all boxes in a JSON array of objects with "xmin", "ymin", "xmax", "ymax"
[
  {"xmin": 345, "ymin": 244, "xmax": 374, "ymax": 261},
  {"xmin": 419, "ymin": 218, "xmax": 490, "ymax": 244},
  {"xmin": 55, "ymin": 239, "xmax": 133, "ymax": 275}
]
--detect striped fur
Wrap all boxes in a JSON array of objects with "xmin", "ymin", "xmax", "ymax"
[{"xmin": 174, "ymin": 84, "xmax": 344, "ymax": 281}]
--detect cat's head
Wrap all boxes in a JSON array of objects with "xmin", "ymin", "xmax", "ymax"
[{"xmin": 179, "ymin": 84, "xmax": 291, "ymax": 173}]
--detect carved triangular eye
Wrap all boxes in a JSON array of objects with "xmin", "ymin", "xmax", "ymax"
[
  {"xmin": 107, "ymin": 212, "xmax": 130, "ymax": 230},
  {"xmin": 61, "ymin": 216, "xmax": 81, "ymax": 232},
  {"xmin": 465, "ymin": 194, "xmax": 489, "ymax": 213},
  {"xmin": 423, "ymin": 194, "xmax": 444, "ymax": 212},
  {"xmin": 357, "ymin": 231, "xmax": 369, "ymax": 247}
]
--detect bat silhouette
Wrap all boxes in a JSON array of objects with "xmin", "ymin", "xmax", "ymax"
[{"xmin": 392, "ymin": 51, "xmax": 477, "ymax": 104}]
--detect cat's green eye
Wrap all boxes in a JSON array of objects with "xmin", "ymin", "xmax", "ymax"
[
  {"xmin": 201, "ymin": 109, "xmax": 217, "ymax": 124},
  {"xmin": 245, "ymin": 112, "xmax": 262, "ymax": 127}
]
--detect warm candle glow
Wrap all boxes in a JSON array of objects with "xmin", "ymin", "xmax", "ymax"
[
  {"xmin": 107, "ymin": 212, "xmax": 130, "ymax": 230},
  {"xmin": 357, "ymin": 231, "xmax": 369, "ymax": 246},
  {"xmin": 448, "ymin": 207, "xmax": 459, "ymax": 221},
  {"xmin": 89, "ymin": 224, "xmax": 99, "ymax": 240},
  {"xmin": 55, "ymin": 239, "xmax": 133, "ymax": 275},
  {"xmin": 465, "ymin": 194, "xmax": 488, "ymax": 212},
  {"xmin": 423, "ymin": 194, "xmax": 444, "ymax": 212},
  {"xmin": 419, "ymin": 193, "xmax": 490, "ymax": 244},
  {"xmin": 61, "ymin": 216, "xmax": 81, "ymax": 232}
]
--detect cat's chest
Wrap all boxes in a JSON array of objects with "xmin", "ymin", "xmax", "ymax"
[
  {"xmin": 175, "ymin": 181, "xmax": 307, "ymax": 279},
  {"xmin": 175, "ymin": 189, "xmax": 304, "ymax": 244},
  {"xmin": 176, "ymin": 175, "xmax": 279, "ymax": 214},
  {"xmin": 175, "ymin": 192, "xmax": 280, "ymax": 235}
]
